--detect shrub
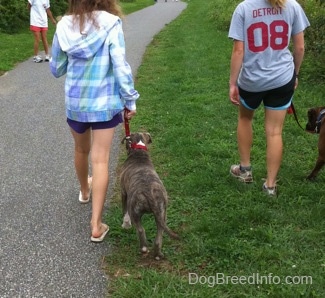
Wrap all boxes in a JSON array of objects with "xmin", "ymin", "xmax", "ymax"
[
  {"xmin": 299, "ymin": 0, "xmax": 325, "ymax": 82},
  {"xmin": 50, "ymin": 0, "xmax": 68, "ymax": 19},
  {"xmin": 0, "ymin": 0, "xmax": 29, "ymax": 33},
  {"xmin": 207, "ymin": 0, "xmax": 238, "ymax": 31}
]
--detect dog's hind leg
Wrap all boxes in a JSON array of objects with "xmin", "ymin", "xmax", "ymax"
[
  {"xmin": 121, "ymin": 189, "xmax": 127, "ymax": 214},
  {"xmin": 132, "ymin": 214, "xmax": 149, "ymax": 254},
  {"xmin": 121, "ymin": 190, "xmax": 132, "ymax": 228},
  {"xmin": 307, "ymin": 159, "xmax": 325, "ymax": 180},
  {"xmin": 153, "ymin": 221, "xmax": 164, "ymax": 261},
  {"xmin": 307, "ymin": 137, "xmax": 325, "ymax": 180}
]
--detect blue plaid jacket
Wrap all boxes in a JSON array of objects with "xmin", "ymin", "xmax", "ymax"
[{"xmin": 50, "ymin": 12, "xmax": 139, "ymax": 122}]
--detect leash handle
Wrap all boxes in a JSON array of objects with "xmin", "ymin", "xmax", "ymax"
[{"xmin": 124, "ymin": 107, "xmax": 131, "ymax": 137}]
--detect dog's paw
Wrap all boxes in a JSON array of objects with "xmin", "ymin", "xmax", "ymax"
[
  {"xmin": 122, "ymin": 213, "xmax": 132, "ymax": 229},
  {"xmin": 154, "ymin": 253, "xmax": 164, "ymax": 261},
  {"xmin": 141, "ymin": 246, "xmax": 149, "ymax": 253},
  {"xmin": 306, "ymin": 173, "xmax": 317, "ymax": 181},
  {"xmin": 122, "ymin": 221, "xmax": 132, "ymax": 229},
  {"xmin": 306, "ymin": 174, "xmax": 317, "ymax": 181}
]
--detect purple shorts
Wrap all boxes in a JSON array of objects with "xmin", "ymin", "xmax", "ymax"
[{"xmin": 67, "ymin": 113, "xmax": 123, "ymax": 134}]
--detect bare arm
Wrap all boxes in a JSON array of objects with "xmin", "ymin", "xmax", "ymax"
[
  {"xmin": 46, "ymin": 8, "xmax": 57, "ymax": 25},
  {"xmin": 229, "ymin": 40, "xmax": 244, "ymax": 105},
  {"xmin": 292, "ymin": 31, "xmax": 305, "ymax": 76},
  {"xmin": 292, "ymin": 31, "xmax": 305, "ymax": 88}
]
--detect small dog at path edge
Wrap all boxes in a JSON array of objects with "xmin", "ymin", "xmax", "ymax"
[{"xmin": 120, "ymin": 132, "xmax": 180, "ymax": 260}]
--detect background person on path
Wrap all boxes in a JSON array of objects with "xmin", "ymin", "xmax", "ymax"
[
  {"xmin": 28, "ymin": 0, "xmax": 56, "ymax": 63},
  {"xmin": 228, "ymin": 0, "xmax": 310, "ymax": 196},
  {"xmin": 50, "ymin": 0, "xmax": 139, "ymax": 242}
]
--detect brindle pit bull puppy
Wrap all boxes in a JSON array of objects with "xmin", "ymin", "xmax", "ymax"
[
  {"xmin": 120, "ymin": 132, "xmax": 179, "ymax": 260},
  {"xmin": 306, "ymin": 106, "xmax": 325, "ymax": 180}
]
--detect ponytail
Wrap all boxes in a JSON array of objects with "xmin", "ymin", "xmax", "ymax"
[{"xmin": 268, "ymin": 0, "xmax": 286, "ymax": 8}]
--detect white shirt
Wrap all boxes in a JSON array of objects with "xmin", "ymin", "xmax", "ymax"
[{"xmin": 29, "ymin": 0, "xmax": 50, "ymax": 28}]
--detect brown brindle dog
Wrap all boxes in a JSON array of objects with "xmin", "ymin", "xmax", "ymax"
[
  {"xmin": 120, "ymin": 132, "xmax": 179, "ymax": 260},
  {"xmin": 306, "ymin": 106, "xmax": 325, "ymax": 180}
]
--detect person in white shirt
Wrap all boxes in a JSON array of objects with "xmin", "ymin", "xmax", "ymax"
[{"xmin": 28, "ymin": 0, "xmax": 56, "ymax": 63}]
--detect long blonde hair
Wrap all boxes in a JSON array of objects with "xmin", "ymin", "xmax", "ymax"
[
  {"xmin": 268, "ymin": 0, "xmax": 286, "ymax": 8},
  {"xmin": 67, "ymin": 0, "xmax": 123, "ymax": 31}
]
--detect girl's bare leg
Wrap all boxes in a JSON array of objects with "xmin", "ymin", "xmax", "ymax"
[
  {"xmin": 237, "ymin": 104, "xmax": 254, "ymax": 167},
  {"xmin": 70, "ymin": 128, "xmax": 92, "ymax": 200},
  {"xmin": 264, "ymin": 108, "xmax": 287, "ymax": 187},
  {"xmin": 32, "ymin": 31, "xmax": 41, "ymax": 56},
  {"xmin": 40, "ymin": 30, "xmax": 49, "ymax": 55},
  {"xmin": 90, "ymin": 128, "xmax": 115, "ymax": 238}
]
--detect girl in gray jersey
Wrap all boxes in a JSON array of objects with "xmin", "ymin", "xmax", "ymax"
[{"xmin": 228, "ymin": 0, "xmax": 310, "ymax": 196}]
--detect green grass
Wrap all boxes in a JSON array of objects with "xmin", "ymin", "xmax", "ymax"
[
  {"xmin": 105, "ymin": 0, "xmax": 325, "ymax": 297},
  {"xmin": 120, "ymin": 0, "xmax": 155, "ymax": 15},
  {"xmin": 0, "ymin": 25, "xmax": 56, "ymax": 74},
  {"xmin": 1, "ymin": 0, "xmax": 324, "ymax": 296}
]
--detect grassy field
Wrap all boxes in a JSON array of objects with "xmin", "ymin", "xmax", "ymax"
[
  {"xmin": 1, "ymin": 0, "xmax": 324, "ymax": 297},
  {"xmin": 105, "ymin": 0, "xmax": 325, "ymax": 297}
]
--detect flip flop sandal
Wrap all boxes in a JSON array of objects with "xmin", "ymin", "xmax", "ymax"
[
  {"xmin": 90, "ymin": 224, "xmax": 109, "ymax": 243},
  {"xmin": 79, "ymin": 176, "xmax": 92, "ymax": 204}
]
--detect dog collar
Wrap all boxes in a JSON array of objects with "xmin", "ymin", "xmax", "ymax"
[
  {"xmin": 131, "ymin": 141, "xmax": 147, "ymax": 151},
  {"xmin": 316, "ymin": 109, "xmax": 325, "ymax": 133}
]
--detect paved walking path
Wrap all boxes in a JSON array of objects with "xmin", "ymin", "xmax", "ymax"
[{"xmin": 0, "ymin": 1, "xmax": 186, "ymax": 297}]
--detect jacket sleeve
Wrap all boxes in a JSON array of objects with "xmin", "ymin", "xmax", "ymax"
[
  {"xmin": 49, "ymin": 33, "xmax": 68, "ymax": 78},
  {"xmin": 109, "ymin": 20, "xmax": 139, "ymax": 110}
]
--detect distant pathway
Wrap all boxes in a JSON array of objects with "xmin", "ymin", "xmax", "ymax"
[{"xmin": 0, "ymin": 1, "xmax": 186, "ymax": 297}]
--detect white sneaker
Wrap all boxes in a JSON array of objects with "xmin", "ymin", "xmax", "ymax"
[
  {"xmin": 33, "ymin": 55, "xmax": 43, "ymax": 63},
  {"xmin": 45, "ymin": 55, "xmax": 50, "ymax": 62},
  {"xmin": 230, "ymin": 164, "xmax": 253, "ymax": 183},
  {"xmin": 262, "ymin": 182, "xmax": 277, "ymax": 196}
]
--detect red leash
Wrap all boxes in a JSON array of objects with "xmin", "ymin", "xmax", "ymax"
[
  {"xmin": 123, "ymin": 108, "xmax": 147, "ymax": 151},
  {"xmin": 124, "ymin": 107, "xmax": 131, "ymax": 138},
  {"xmin": 288, "ymin": 102, "xmax": 305, "ymax": 131}
]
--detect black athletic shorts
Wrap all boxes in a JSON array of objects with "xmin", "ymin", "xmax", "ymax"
[{"xmin": 239, "ymin": 73, "xmax": 296, "ymax": 110}]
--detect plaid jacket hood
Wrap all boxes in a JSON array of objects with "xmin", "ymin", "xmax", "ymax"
[{"xmin": 56, "ymin": 13, "xmax": 119, "ymax": 60}]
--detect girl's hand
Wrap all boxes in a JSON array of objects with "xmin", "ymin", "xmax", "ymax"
[
  {"xmin": 125, "ymin": 110, "xmax": 136, "ymax": 120},
  {"xmin": 295, "ymin": 77, "xmax": 298, "ymax": 89},
  {"xmin": 229, "ymin": 84, "xmax": 240, "ymax": 106}
]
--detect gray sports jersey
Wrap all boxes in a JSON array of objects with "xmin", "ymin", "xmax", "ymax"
[{"xmin": 228, "ymin": 0, "xmax": 310, "ymax": 92}]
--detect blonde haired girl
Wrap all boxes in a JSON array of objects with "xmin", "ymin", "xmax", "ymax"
[
  {"xmin": 228, "ymin": 0, "xmax": 309, "ymax": 196},
  {"xmin": 67, "ymin": 0, "xmax": 123, "ymax": 31},
  {"xmin": 268, "ymin": 0, "xmax": 286, "ymax": 7}
]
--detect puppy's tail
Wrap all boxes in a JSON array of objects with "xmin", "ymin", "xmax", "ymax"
[
  {"xmin": 165, "ymin": 227, "xmax": 181, "ymax": 240},
  {"xmin": 159, "ymin": 220, "xmax": 180, "ymax": 240}
]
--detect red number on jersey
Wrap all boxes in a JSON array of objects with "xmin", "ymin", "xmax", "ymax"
[{"xmin": 247, "ymin": 20, "xmax": 289, "ymax": 53}]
